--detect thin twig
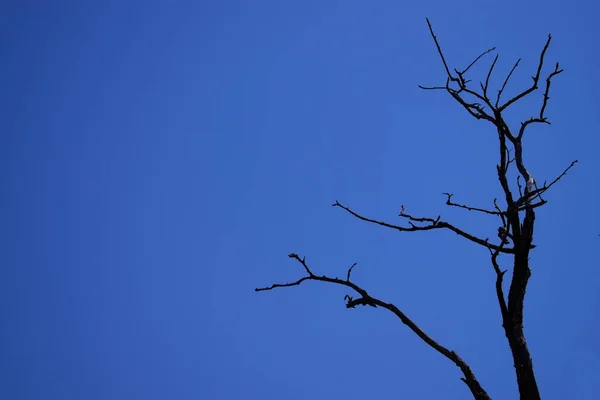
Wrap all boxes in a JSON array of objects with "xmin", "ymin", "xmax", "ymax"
[
  {"xmin": 443, "ymin": 193, "xmax": 504, "ymax": 215},
  {"xmin": 496, "ymin": 58, "xmax": 521, "ymax": 107},
  {"xmin": 347, "ymin": 263, "xmax": 357, "ymax": 282},
  {"xmin": 461, "ymin": 47, "xmax": 496, "ymax": 75},
  {"xmin": 481, "ymin": 55, "xmax": 499, "ymax": 99}
]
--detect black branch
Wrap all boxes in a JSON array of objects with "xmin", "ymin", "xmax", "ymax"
[
  {"xmin": 333, "ymin": 200, "xmax": 515, "ymax": 254},
  {"xmin": 256, "ymin": 254, "xmax": 492, "ymax": 400},
  {"xmin": 499, "ymin": 35, "xmax": 554, "ymax": 112},
  {"xmin": 443, "ymin": 193, "xmax": 504, "ymax": 216}
]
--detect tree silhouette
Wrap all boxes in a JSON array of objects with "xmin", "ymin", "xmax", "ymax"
[{"xmin": 256, "ymin": 18, "xmax": 576, "ymax": 400}]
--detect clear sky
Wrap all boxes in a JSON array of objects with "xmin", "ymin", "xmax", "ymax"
[{"xmin": 2, "ymin": 1, "xmax": 599, "ymax": 399}]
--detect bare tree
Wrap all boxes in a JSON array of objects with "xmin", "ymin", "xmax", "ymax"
[{"xmin": 256, "ymin": 19, "xmax": 576, "ymax": 400}]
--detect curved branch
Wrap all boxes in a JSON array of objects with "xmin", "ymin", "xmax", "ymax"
[
  {"xmin": 485, "ymin": 238, "xmax": 509, "ymax": 318},
  {"xmin": 462, "ymin": 47, "xmax": 496, "ymax": 75},
  {"xmin": 420, "ymin": 18, "xmax": 496, "ymax": 122},
  {"xmin": 256, "ymin": 254, "xmax": 492, "ymax": 400}
]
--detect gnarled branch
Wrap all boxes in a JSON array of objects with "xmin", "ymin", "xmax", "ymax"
[{"xmin": 256, "ymin": 254, "xmax": 492, "ymax": 400}]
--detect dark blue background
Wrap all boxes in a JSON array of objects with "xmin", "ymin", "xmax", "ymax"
[{"xmin": 2, "ymin": 1, "xmax": 599, "ymax": 399}]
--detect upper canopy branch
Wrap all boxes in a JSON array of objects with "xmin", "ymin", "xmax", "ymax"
[
  {"xmin": 418, "ymin": 18, "xmax": 568, "ymax": 244},
  {"xmin": 498, "ymin": 35, "xmax": 557, "ymax": 112},
  {"xmin": 255, "ymin": 254, "xmax": 492, "ymax": 400},
  {"xmin": 517, "ymin": 63, "xmax": 564, "ymax": 140},
  {"xmin": 418, "ymin": 19, "xmax": 497, "ymax": 122},
  {"xmin": 333, "ymin": 200, "xmax": 514, "ymax": 254},
  {"xmin": 496, "ymin": 58, "xmax": 521, "ymax": 107},
  {"xmin": 420, "ymin": 18, "xmax": 562, "ymax": 144}
]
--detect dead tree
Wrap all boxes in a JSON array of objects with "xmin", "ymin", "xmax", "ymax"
[{"xmin": 256, "ymin": 19, "xmax": 576, "ymax": 400}]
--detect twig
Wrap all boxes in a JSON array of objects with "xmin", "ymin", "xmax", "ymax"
[
  {"xmin": 443, "ymin": 193, "xmax": 504, "ymax": 215},
  {"xmin": 496, "ymin": 58, "xmax": 521, "ymax": 107},
  {"xmin": 539, "ymin": 63, "xmax": 563, "ymax": 118},
  {"xmin": 425, "ymin": 18, "xmax": 454, "ymax": 82},
  {"xmin": 481, "ymin": 55, "xmax": 499, "ymax": 99},
  {"xmin": 347, "ymin": 263, "xmax": 357, "ymax": 282},
  {"xmin": 461, "ymin": 47, "xmax": 496, "ymax": 75}
]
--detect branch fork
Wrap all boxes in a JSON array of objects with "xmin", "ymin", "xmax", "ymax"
[{"xmin": 257, "ymin": 18, "xmax": 575, "ymax": 400}]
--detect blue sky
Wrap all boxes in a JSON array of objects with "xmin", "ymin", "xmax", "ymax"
[{"xmin": 2, "ymin": 1, "xmax": 599, "ymax": 399}]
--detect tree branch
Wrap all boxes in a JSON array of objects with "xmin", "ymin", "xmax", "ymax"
[
  {"xmin": 517, "ymin": 63, "xmax": 564, "ymax": 139},
  {"xmin": 346, "ymin": 262, "xmax": 357, "ymax": 281},
  {"xmin": 443, "ymin": 193, "xmax": 504, "ymax": 216},
  {"xmin": 485, "ymin": 238, "xmax": 509, "ymax": 318},
  {"xmin": 498, "ymin": 35, "xmax": 553, "ymax": 112},
  {"xmin": 496, "ymin": 58, "xmax": 521, "ymax": 107},
  {"xmin": 333, "ymin": 200, "xmax": 514, "ymax": 254},
  {"xmin": 256, "ymin": 254, "xmax": 492, "ymax": 400},
  {"xmin": 514, "ymin": 160, "xmax": 578, "ymax": 209},
  {"xmin": 419, "ymin": 18, "xmax": 496, "ymax": 122},
  {"xmin": 481, "ymin": 55, "xmax": 499, "ymax": 100},
  {"xmin": 462, "ymin": 47, "xmax": 497, "ymax": 75}
]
